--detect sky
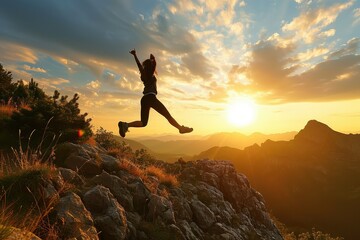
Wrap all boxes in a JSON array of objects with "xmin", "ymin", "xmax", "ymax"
[{"xmin": 1, "ymin": 0, "xmax": 360, "ymax": 137}]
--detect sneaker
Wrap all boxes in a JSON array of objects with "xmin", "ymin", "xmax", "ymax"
[
  {"xmin": 179, "ymin": 125, "xmax": 193, "ymax": 134},
  {"xmin": 118, "ymin": 121, "xmax": 128, "ymax": 137}
]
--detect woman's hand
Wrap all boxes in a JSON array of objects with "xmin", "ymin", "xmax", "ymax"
[
  {"xmin": 150, "ymin": 54, "xmax": 155, "ymax": 60},
  {"xmin": 129, "ymin": 49, "xmax": 136, "ymax": 55}
]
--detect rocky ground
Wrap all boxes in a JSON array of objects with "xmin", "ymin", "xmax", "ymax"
[{"xmin": 10, "ymin": 142, "xmax": 283, "ymax": 240}]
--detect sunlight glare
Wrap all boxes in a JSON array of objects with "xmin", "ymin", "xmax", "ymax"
[{"xmin": 227, "ymin": 98, "xmax": 257, "ymax": 127}]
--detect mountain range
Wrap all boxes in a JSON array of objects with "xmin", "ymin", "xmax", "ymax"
[
  {"xmin": 123, "ymin": 131, "xmax": 297, "ymax": 162},
  {"xmin": 194, "ymin": 120, "xmax": 360, "ymax": 239}
]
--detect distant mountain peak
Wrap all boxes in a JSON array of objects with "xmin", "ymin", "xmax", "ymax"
[
  {"xmin": 294, "ymin": 120, "xmax": 342, "ymax": 142},
  {"xmin": 304, "ymin": 120, "xmax": 332, "ymax": 131}
]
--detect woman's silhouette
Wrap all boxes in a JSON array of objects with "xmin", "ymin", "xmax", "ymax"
[{"xmin": 118, "ymin": 49, "xmax": 193, "ymax": 137}]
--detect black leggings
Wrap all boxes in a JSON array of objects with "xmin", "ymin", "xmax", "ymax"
[{"xmin": 141, "ymin": 94, "xmax": 173, "ymax": 126}]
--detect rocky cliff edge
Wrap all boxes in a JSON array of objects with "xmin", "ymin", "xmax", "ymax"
[{"xmin": 41, "ymin": 143, "xmax": 283, "ymax": 240}]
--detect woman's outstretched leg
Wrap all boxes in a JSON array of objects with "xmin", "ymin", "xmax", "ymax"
[
  {"xmin": 151, "ymin": 97, "xmax": 193, "ymax": 134},
  {"xmin": 128, "ymin": 121, "xmax": 144, "ymax": 127}
]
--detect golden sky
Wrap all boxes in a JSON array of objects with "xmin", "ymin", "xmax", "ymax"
[{"xmin": 0, "ymin": 0, "xmax": 359, "ymax": 136}]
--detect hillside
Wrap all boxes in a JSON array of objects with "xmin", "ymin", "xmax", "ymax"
[
  {"xmin": 135, "ymin": 131, "xmax": 297, "ymax": 157},
  {"xmin": 194, "ymin": 120, "xmax": 360, "ymax": 239},
  {"xmin": 1, "ymin": 142, "xmax": 283, "ymax": 240},
  {"xmin": 114, "ymin": 136, "xmax": 190, "ymax": 162}
]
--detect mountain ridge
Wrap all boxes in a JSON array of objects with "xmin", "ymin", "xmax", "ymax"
[
  {"xmin": 130, "ymin": 131, "xmax": 297, "ymax": 159},
  {"xmin": 194, "ymin": 120, "xmax": 360, "ymax": 239},
  {"xmin": 50, "ymin": 142, "xmax": 283, "ymax": 239}
]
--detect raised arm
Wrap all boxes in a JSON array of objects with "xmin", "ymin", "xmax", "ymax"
[
  {"xmin": 129, "ymin": 49, "xmax": 143, "ymax": 74},
  {"xmin": 150, "ymin": 53, "xmax": 156, "ymax": 66}
]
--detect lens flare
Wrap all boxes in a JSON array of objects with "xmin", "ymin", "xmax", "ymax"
[{"xmin": 78, "ymin": 129, "xmax": 85, "ymax": 138}]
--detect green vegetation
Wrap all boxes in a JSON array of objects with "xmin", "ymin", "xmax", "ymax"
[
  {"xmin": 272, "ymin": 214, "xmax": 344, "ymax": 240},
  {"xmin": 0, "ymin": 63, "xmax": 344, "ymax": 240},
  {"xmin": 95, "ymin": 127, "xmax": 133, "ymax": 159},
  {"xmin": 0, "ymin": 145, "xmax": 60, "ymax": 240},
  {"xmin": 0, "ymin": 63, "xmax": 92, "ymax": 149}
]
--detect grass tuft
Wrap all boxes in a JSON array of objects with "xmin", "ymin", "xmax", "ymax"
[
  {"xmin": 0, "ymin": 101, "xmax": 31, "ymax": 120},
  {"xmin": 118, "ymin": 159, "xmax": 144, "ymax": 177},
  {"xmin": 145, "ymin": 165, "xmax": 179, "ymax": 187},
  {"xmin": 0, "ymin": 122, "xmax": 61, "ymax": 239}
]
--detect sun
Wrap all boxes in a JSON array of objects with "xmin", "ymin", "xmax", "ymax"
[{"xmin": 227, "ymin": 98, "xmax": 257, "ymax": 127}]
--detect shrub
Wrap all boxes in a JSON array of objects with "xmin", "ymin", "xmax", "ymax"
[
  {"xmin": 95, "ymin": 127, "xmax": 120, "ymax": 150},
  {"xmin": 0, "ymin": 64, "xmax": 15, "ymax": 103},
  {"xmin": 0, "ymin": 64, "xmax": 92, "ymax": 149},
  {"xmin": 271, "ymin": 214, "xmax": 344, "ymax": 240},
  {"xmin": 94, "ymin": 127, "xmax": 134, "ymax": 161}
]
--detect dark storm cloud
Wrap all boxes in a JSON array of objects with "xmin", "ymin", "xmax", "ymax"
[
  {"xmin": 0, "ymin": 1, "xmax": 135, "ymax": 61},
  {"xmin": 0, "ymin": 0, "xmax": 213, "ymax": 78}
]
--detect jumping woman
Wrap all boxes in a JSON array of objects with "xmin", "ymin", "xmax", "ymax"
[{"xmin": 118, "ymin": 49, "xmax": 193, "ymax": 137}]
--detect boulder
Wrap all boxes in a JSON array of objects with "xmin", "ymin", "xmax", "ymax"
[
  {"xmin": 83, "ymin": 185, "xmax": 127, "ymax": 240},
  {"xmin": 54, "ymin": 192, "xmax": 99, "ymax": 240},
  {"xmin": 42, "ymin": 180, "xmax": 60, "ymax": 204},
  {"xmin": 176, "ymin": 220, "xmax": 201, "ymax": 240},
  {"xmin": 168, "ymin": 224, "xmax": 186, "ymax": 240},
  {"xmin": 189, "ymin": 222, "xmax": 205, "ymax": 240},
  {"xmin": 201, "ymin": 172, "xmax": 220, "ymax": 189},
  {"xmin": 190, "ymin": 200, "xmax": 216, "ymax": 230},
  {"xmin": 91, "ymin": 171, "xmax": 133, "ymax": 211},
  {"xmin": 55, "ymin": 143, "xmax": 102, "ymax": 177},
  {"xmin": 64, "ymin": 155, "xmax": 102, "ymax": 177},
  {"xmin": 146, "ymin": 194, "xmax": 175, "ymax": 224},
  {"xmin": 100, "ymin": 153, "xmax": 121, "ymax": 172},
  {"xmin": 178, "ymin": 160, "xmax": 283, "ymax": 240},
  {"xmin": 170, "ymin": 195, "xmax": 193, "ymax": 221},
  {"xmin": 58, "ymin": 167, "xmax": 84, "ymax": 185},
  {"xmin": 127, "ymin": 179, "xmax": 151, "ymax": 215}
]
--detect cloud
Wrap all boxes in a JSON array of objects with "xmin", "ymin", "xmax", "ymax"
[
  {"xmin": 0, "ymin": 0, "xmax": 212, "ymax": 80},
  {"xmin": 293, "ymin": 0, "xmax": 312, "ymax": 5},
  {"xmin": 181, "ymin": 51, "xmax": 214, "ymax": 79},
  {"xmin": 353, "ymin": 8, "xmax": 360, "ymax": 25},
  {"xmin": 168, "ymin": 0, "xmax": 203, "ymax": 15},
  {"xmin": 35, "ymin": 77, "xmax": 70, "ymax": 91},
  {"xmin": 0, "ymin": 41, "xmax": 38, "ymax": 64},
  {"xmin": 54, "ymin": 57, "xmax": 79, "ymax": 72},
  {"xmin": 216, "ymin": 0, "xmax": 238, "ymax": 26},
  {"xmin": 86, "ymin": 80, "xmax": 101, "ymax": 90},
  {"xmin": 23, "ymin": 65, "xmax": 46, "ymax": 73},
  {"xmin": 229, "ymin": 39, "xmax": 360, "ymax": 103},
  {"xmin": 5, "ymin": 65, "xmax": 33, "ymax": 81},
  {"xmin": 329, "ymin": 38, "xmax": 360, "ymax": 59},
  {"xmin": 229, "ymin": 22, "xmax": 244, "ymax": 37},
  {"xmin": 282, "ymin": 1, "xmax": 354, "ymax": 43},
  {"xmin": 296, "ymin": 47, "xmax": 329, "ymax": 62}
]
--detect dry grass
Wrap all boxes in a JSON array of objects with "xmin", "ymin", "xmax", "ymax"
[
  {"xmin": 0, "ymin": 104, "xmax": 16, "ymax": 119},
  {"xmin": 0, "ymin": 155, "xmax": 60, "ymax": 240},
  {"xmin": 118, "ymin": 159, "xmax": 144, "ymax": 177},
  {"xmin": 145, "ymin": 165, "xmax": 179, "ymax": 187},
  {"xmin": 0, "ymin": 101, "xmax": 31, "ymax": 119},
  {"xmin": 0, "ymin": 125, "xmax": 61, "ymax": 240},
  {"xmin": 84, "ymin": 136, "xmax": 97, "ymax": 146}
]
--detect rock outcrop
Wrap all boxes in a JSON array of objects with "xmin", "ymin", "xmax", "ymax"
[
  {"xmin": 50, "ymin": 142, "xmax": 283, "ymax": 239},
  {"xmin": 195, "ymin": 120, "xmax": 360, "ymax": 239}
]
